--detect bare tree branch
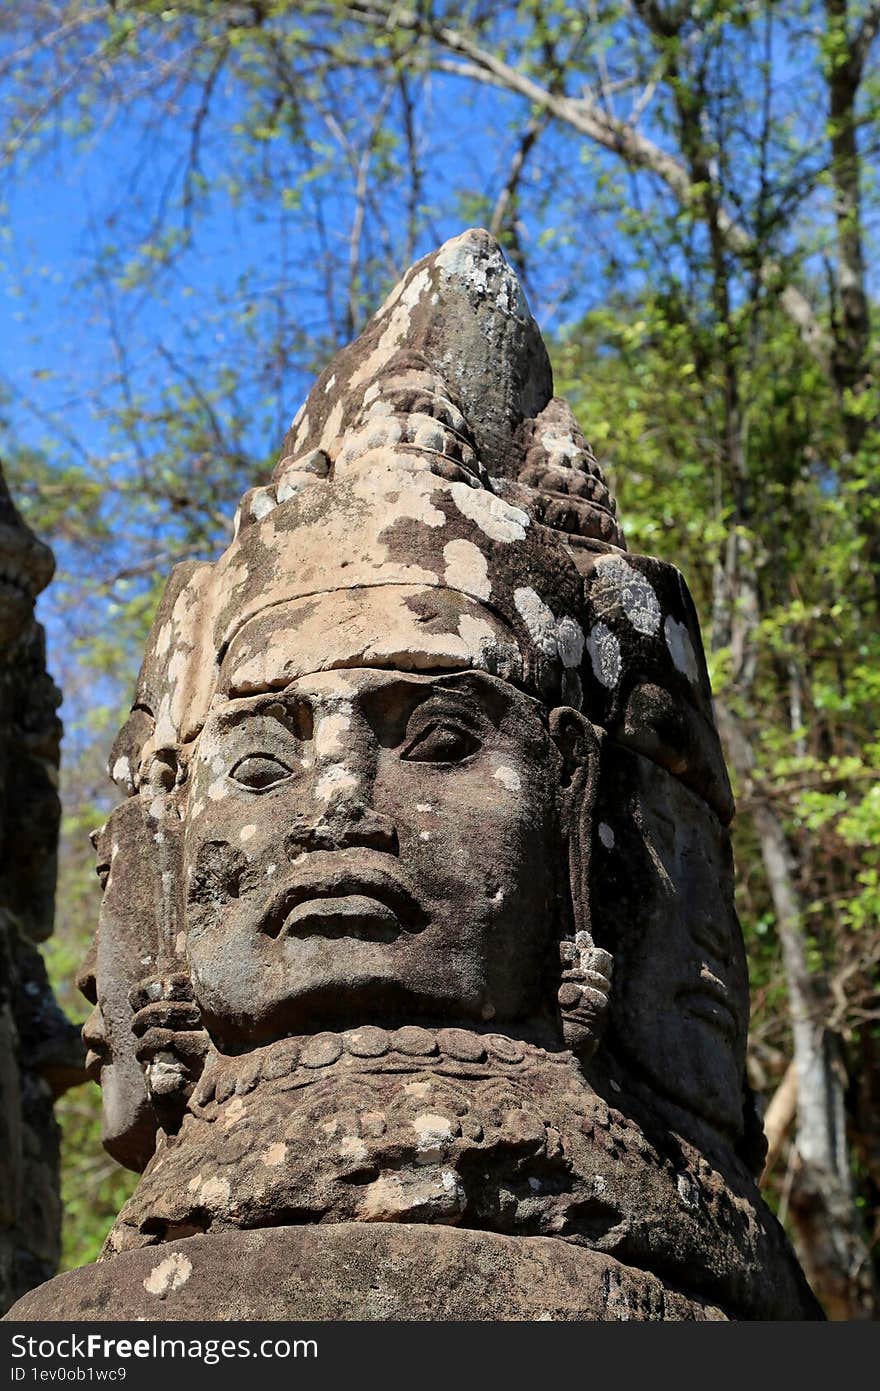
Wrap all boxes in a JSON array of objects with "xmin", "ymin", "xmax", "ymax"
[
  {"xmin": 488, "ymin": 112, "xmax": 547, "ymax": 254},
  {"xmin": 332, "ymin": 0, "xmax": 832, "ymax": 372},
  {"xmin": 852, "ymin": 0, "xmax": 880, "ymax": 73}
]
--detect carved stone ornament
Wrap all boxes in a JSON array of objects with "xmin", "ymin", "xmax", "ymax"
[{"xmin": 7, "ymin": 231, "xmax": 821, "ymax": 1321}]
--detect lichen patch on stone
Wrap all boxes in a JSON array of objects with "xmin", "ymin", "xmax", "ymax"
[
  {"xmin": 143, "ymin": 1252, "xmax": 193, "ymax": 1299},
  {"xmin": 586, "ymin": 622, "xmax": 621, "ymax": 688},
  {"xmin": 451, "ymin": 484, "xmax": 529, "ymax": 543},
  {"xmin": 593, "ymin": 555, "xmax": 661, "ymax": 636},
  {"xmin": 443, "ymin": 538, "xmax": 491, "ymax": 600}
]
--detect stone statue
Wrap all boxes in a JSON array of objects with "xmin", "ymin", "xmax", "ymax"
[
  {"xmin": 7, "ymin": 232, "xmax": 821, "ymax": 1320},
  {"xmin": 0, "ymin": 465, "xmax": 82, "ymax": 1313}
]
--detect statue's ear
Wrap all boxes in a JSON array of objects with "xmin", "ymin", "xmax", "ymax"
[
  {"xmin": 549, "ymin": 708, "xmax": 602, "ymax": 940},
  {"xmin": 549, "ymin": 709, "xmax": 612, "ymax": 1058}
]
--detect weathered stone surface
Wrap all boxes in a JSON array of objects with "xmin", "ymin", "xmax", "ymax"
[
  {"xmin": 0, "ymin": 465, "xmax": 83, "ymax": 1314},
  {"xmin": 9, "ymin": 1224, "xmax": 729, "ymax": 1321},
  {"xmin": 6, "ymin": 230, "xmax": 820, "ymax": 1321},
  {"xmin": 79, "ymin": 798, "xmax": 158, "ymax": 1170}
]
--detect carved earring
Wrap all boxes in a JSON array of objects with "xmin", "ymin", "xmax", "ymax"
[
  {"xmin": 549, "ymin": 707, "xmax": 613, "ymax": 1058},
  {"xmin": 129, "ymin": 969, "xmax": 211, "ymax": 1133},
  {"xmin": 558, "ymin": 934, "xmax": 613, "ymax": 1059},
  {"xmin": 133, "ymin": 756, "xmax": 210, "ymax": 1133}
]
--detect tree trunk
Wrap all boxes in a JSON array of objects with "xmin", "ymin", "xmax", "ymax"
[{"xmin": 718, "ymin": 704, "xmax": 878, "ymax": 1319}]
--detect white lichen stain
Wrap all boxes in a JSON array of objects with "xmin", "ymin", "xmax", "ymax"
[
  {"xmin": 493, "ymin": 765, "xmax": 521, "ymax": 793},
  {"xmin": 443, "ymin": 538, "xmax": 491, "ymax": 600},
  {"xmin": 598, "ymin": 822, "xmax": 615, "ymax": 850},
  {"xmin": 112, "ymin": 755, "xmax": 131, "ymax": 788},
  {"xmin": 222, "ymin": 1096, "xmax": 246, "ymax": 1129},
  {"xmin": 239, "ymin": 824, "xmax": 257, "ymax": 842},
  {"xmin": 585, "ymin": 623, "xmax": 621, "ymax": 688},
  {"xmin": 349, "ymin": 267, "xmax": 432, "ymax": 390},
  {"xmin": 593, "ymin": 555, "xmax": 661, "ymax": 636},
  {"xmin": 200, "ymin": 1176, "xmax": 231, "ymax": 1207},
  {"xmin": 250, "ymin": 489, "xmax": 276, "ymax": 521},
  {"xmin": 435, "ymin": 233, "xmax": 529, "ymax": 321},
  {"xmin": 336, "ymin": 418, "xmax": 404, "ymax": 471},
  {"xmin": 541, "ymin": 432, "xmax": 581, "ymax": 465},
  {"xmin": 514, "ymin": 587, "xmax": 585, "ymax": 673},
  {"xmin": 677, "ymin": 1172, "xmax": 700, "ymax": 1210},
  {"xmin": 456, "ymin": 614, "xmax": 517, "ymax": 675},
  {"xmin": 556, "ymin": 616, "xmax": 585, "ymax": 670},
  {"xmin": 315, "ymin": 765, "xmax": 359, "ymax": 802},
  {"xmin": 412, "ymin": 1112, "xmax": 453, "ymax": 1163},
  {"xmin": 314, "ymin": 709, "xmax": 352, "ymax": 759},
  {"xmin": 143, "ymin": 1252, "xmax": 193, "ymax": 1299},
  {"xmin": 292, "ymin": 411, "xmax": 310, "ymax": 451},
  {"xmin": 154, "ymin": 621, "xmax": 173, "ymax": 660},
  {"xmin": 452, "ymin": 483, "xmax": 529, "ymax": 543},
  {"xmin": 318, "ymin": 398, "xmax": 344, "ymax": 453}
]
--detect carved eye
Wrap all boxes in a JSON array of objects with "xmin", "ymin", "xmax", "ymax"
[
  {"xmin": 401, "ymin": 720, "xmax": 480, "ymax": 764},
  {"xmin": 229, "ymin": 753, "xmax": 295, "ymax": 791}
]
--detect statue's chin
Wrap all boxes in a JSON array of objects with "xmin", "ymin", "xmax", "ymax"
[{"xmin": 191, "ymin": 955, "xmax": 523, "ymax": 1049}]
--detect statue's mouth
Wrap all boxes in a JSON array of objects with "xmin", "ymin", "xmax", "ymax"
[
  {"xmin": 83, "ymin": 1044, "xmax": 107, "ymax": 1085},
  {"xmin": 676, "ymin": 978, "xmax": 739, "ymax": 1041},
  {"xmin": 259, "ymin": 858, "xmax": 427, "ymax": 942}
]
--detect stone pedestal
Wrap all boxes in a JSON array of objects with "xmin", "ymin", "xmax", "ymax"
[{"xmin": 6, "ymin": 1225, "xmax": 728, "ymax": 1321}]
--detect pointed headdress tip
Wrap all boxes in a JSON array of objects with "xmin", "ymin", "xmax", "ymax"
[{"xmin": 268, "ymin": 227, "xmax": 623, "ymax": 545}]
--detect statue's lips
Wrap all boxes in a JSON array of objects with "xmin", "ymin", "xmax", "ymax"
[
  {"xmin": 259, "ymin": 861, "xmax": 426, "ymax": 941},
  {"xmin": 281, "ymin": 895, "xmax": 403, "ymax": 942},
  {"xmin": 676, "ymin": 980, "xmax": 738, "ymax": 1041},
  {"xmin": 84, "ymin": 1047, "xmax": 105, "ymax": 1084}
]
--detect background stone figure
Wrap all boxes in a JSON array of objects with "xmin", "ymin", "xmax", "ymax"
[
  {"xmin": 7, "ymin": 232, "xmax": 821, "ymax": 1320},
  {"xmin": 0, "ymin": 465, "xmax": 82, "ymax": 1314}
]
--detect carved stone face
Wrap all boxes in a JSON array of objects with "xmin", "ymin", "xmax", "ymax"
[
  {"xmin": 594, "ymin": 750, "xmax": 750, "ymax": 1137},
  {"xmin": 183, "ymin": 668, "xmax": 567, "ymax": 1045},
  {"xmin": 80, "ymin": 802, "xmax": 158, "ymax": 1170}
]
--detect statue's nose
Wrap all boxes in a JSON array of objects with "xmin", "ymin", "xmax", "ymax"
[{"xmin": 286, "ymin": 800, "xmax": 399, "ymax": 857}]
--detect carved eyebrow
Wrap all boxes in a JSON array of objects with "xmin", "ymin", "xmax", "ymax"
[
  {"xmin": 401, "ymin": 688, "xmax": 490, "ymax": 727},
  {"xmin": 427, "ymin": 669, "xmax": 548, "ymax": 716},
  {"xmin": 210, "ymin": 694, "xmax": 313, "ymax": 740}
]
